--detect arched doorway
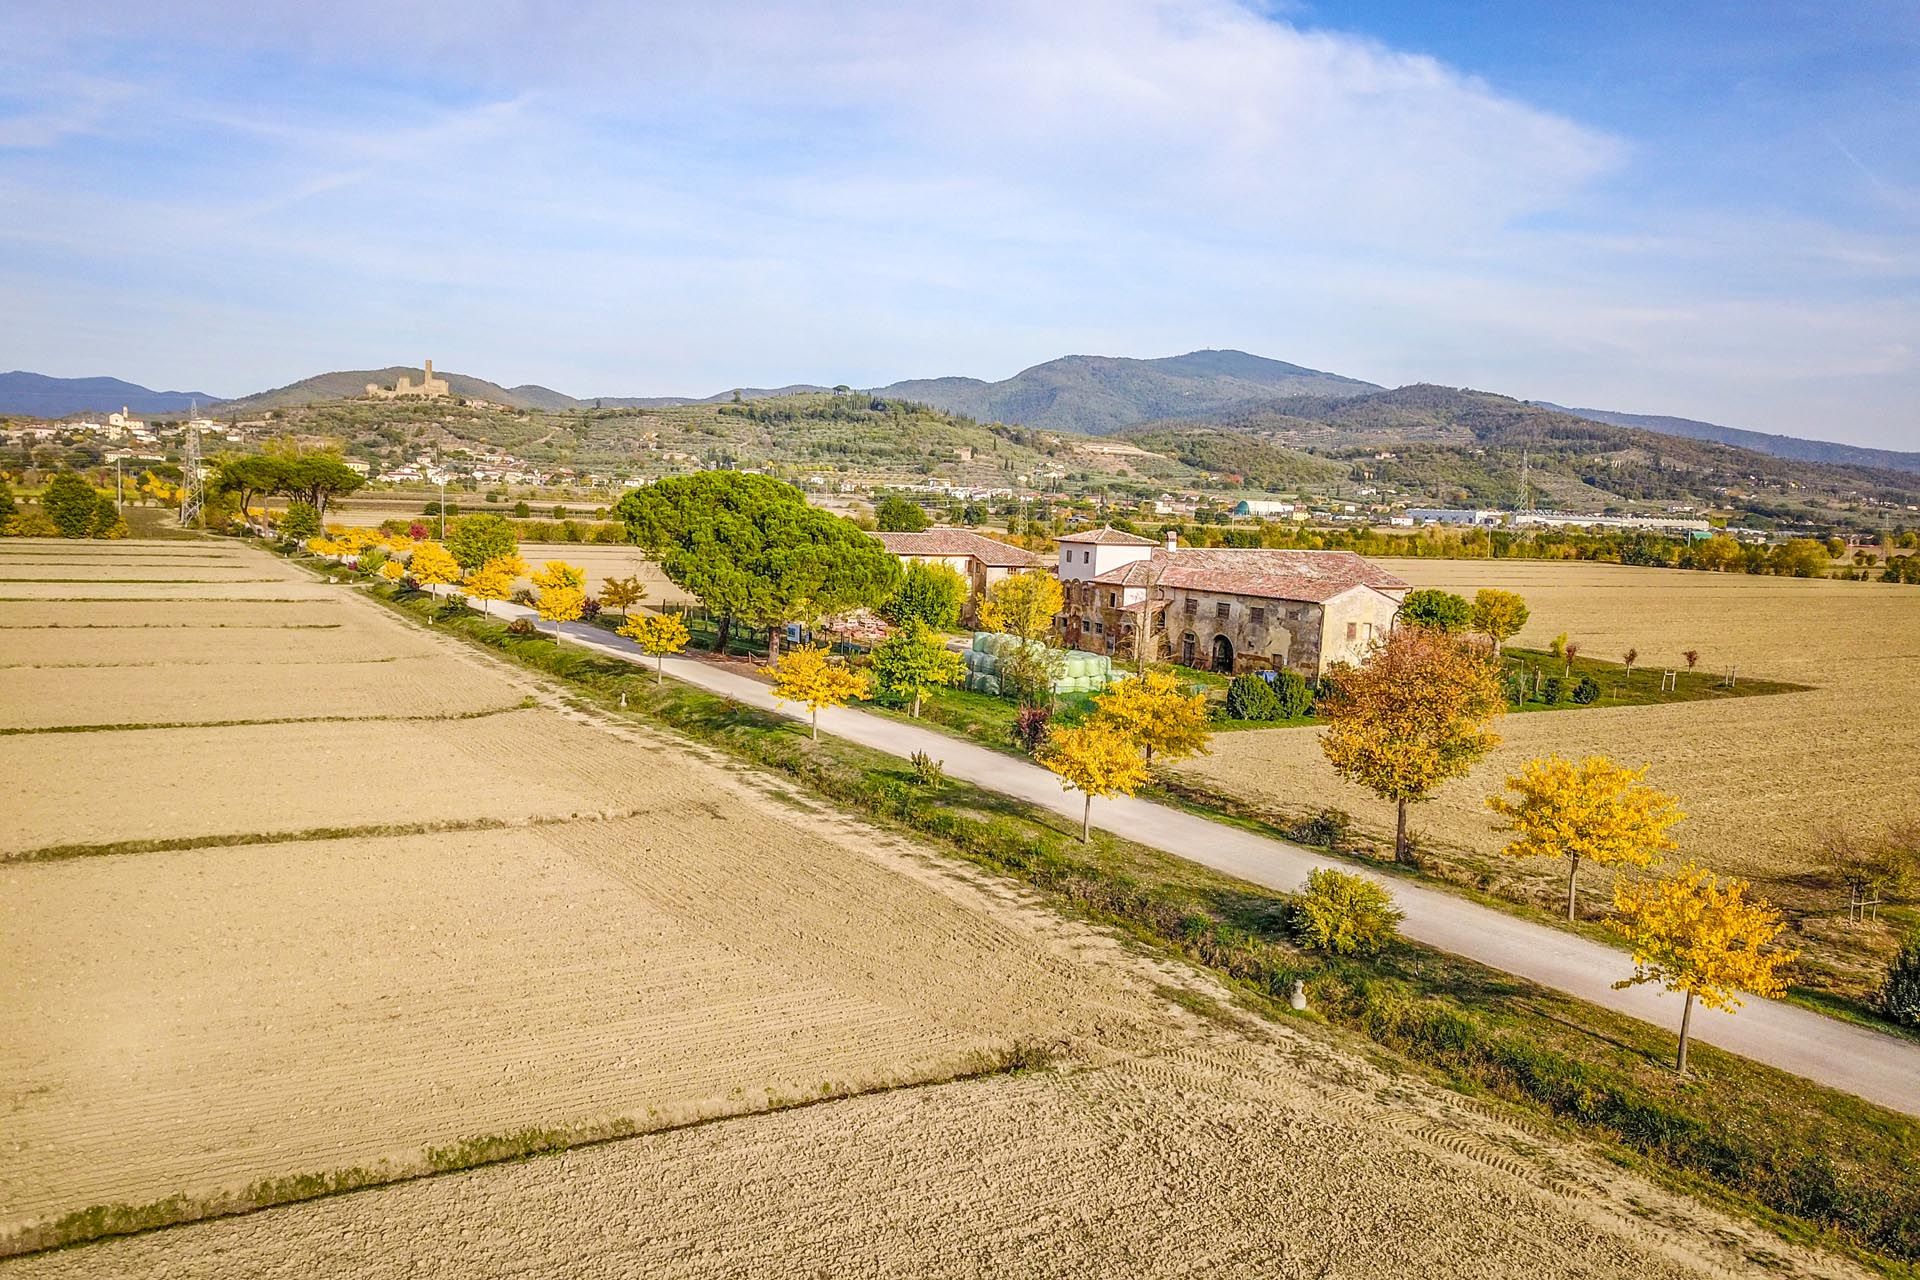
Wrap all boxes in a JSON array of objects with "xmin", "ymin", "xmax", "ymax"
[{"xmin": 1211, "ymin": 633, "xmax": 1234, "ymax": 672}]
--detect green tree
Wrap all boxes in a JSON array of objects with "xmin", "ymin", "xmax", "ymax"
[
  {"xmin": 875, "ymin": 493, "xmax": 930, "ymax": 532},
  {"xmin": 617, "ymin": 472, "xmax": 901, "ymax": 657},
  {"xmin": 1399, "ymin": 588, "xmax": 1471, "ymax": 633},
  {"xmin": 870, "ymin": 619, "xmax": 965, "ymax": 716},
  {"xmin": 0, "ymin": 477, "xmax": 16, "ymax": 522},
  {"xmin": 41, "ymin": 472, "xmax": 98, "ymax": 538},
  {"xmin": 446, "ymin": 514, "xmax": 519, "ymax": 570},
  {"xmin": 1881, "ymin": 933, "xmax": 1920, "ymax": 1028},
  {"xmin": 881, "ymin": 561, "xmax": 966, "ymax": 631},
  {"xmin": 278, "ymin": 501, "xmax": 321, "ymax": 540}
]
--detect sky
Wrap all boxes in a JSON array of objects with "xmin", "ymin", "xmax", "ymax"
[{"xmin": 1, "ymin": 0, "xmax": 1915, "ymax": 449}]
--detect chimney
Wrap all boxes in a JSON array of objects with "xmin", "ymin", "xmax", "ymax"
[{"xmin": 1164, "ymin": 529, "xmax": 1178, "ymax": 553}]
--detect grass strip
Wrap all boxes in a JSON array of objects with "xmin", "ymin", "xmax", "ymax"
[
  {"xmin": 3, "ymin": 805, "xmax": 665, "ymax": 865},
  {"xmin": 0, "ymin": 1038, "xmax": 1054, "ymax": 1258},
  {"xmin": 367, "ymin": 582, "xmax": 1920, "ymax": 1273},
  {"xmin": 0, "ymin": 699, "xmax": 536, "ymax": 738}
]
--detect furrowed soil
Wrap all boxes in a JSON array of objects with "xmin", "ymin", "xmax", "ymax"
[
  {"xmin": 0, "ymin": 542, "xmax": 1877, "ymax": 1278},
  {"xmin": 1172, "ymin": 561, "xmax": 1920, "ymax": 987}
]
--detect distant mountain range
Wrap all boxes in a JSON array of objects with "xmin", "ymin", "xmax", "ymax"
[
  {"xmin": 1538, "ymin": 404, "xmax": 1920, "ymax": 476},
  {"xmin": 6, "ymin": 352, "xmax": 1913, "ymax": 478},
  {"xmin": 0, "ymin": 371, "xmax": 220, "ymax": 417}
]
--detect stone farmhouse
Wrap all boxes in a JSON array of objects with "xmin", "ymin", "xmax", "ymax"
[
  {"xmin": 1054, "ymin": 526, "xmax": 1408, "ymax": 677},
  {"xmin": 366, "ymin": 360, "xmax": 450, "ymax": 401},
  {"xmin": 873, "ymin": 527, "xmax": 1049, "ymax": 624}
]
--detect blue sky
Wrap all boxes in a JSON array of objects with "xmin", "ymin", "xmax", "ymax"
[{"xmin": 1, "ymin": 0, "xmax": 1915, "ymax": 448}]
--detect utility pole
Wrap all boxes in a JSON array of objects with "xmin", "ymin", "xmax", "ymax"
[
  {"xmin": 115, "ymin": 458, "xmax": 123, "ymax": 510},
  {"xmin": 178, "ymin": 423, "xmax": 204, "ymax": 530},
  {"xmin": 439, "ymin": 477, "xmax": 448, "ymax": 540}
]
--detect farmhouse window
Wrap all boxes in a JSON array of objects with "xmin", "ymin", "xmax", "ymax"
[
  {"xmin": 1107, "ymin": 592, "xmax": 1116, "ymax": 607},
  {"xmin": 1215, "ymin": 601, "xmax": 1230, "ymax": 620},
  {"xmin": 1250, "ymin": 606, "xmax": 1265, "ymax": 627},
  {"xmin": 1184, "ymin": 598, "xmax": 1197, "ymax": 616},
  {"xmin": 1346, "ymin": 622, "xmax": 1358, "ymax": 641},
  {"xmin": 1094, "ymin": 621, "xmax": 1104, "ymax": 634}
]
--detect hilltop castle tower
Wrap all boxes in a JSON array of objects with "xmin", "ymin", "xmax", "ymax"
[{"xmin": 365, "ymin": 360, "xmax": 450, "ymax": 400}]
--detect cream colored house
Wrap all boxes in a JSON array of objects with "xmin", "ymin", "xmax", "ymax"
[
  {"xmin": 1055, "ymin": 526, "xmax": 1408, "ymax": 676},
  {"xmin": 873, "ymin": 527, "xmax": 1048, "ymax": 624}
]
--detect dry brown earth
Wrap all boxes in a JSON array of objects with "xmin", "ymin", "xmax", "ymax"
[
  {"xmin": 0, "ymin": 542, "xmax": 1878, "ymax": 1278},
  {"xmin": 515, "ymin": 543, "xmax": 695, "ymax": 603}
]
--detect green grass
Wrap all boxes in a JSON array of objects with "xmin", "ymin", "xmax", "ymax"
[
  {"xmin": 358, "ymin": 576, "xmax": 1920, "ymax": 1274},
  {"xmin": 1500, "ymin": 646, "xmax": 1808, "ymax": 710}
]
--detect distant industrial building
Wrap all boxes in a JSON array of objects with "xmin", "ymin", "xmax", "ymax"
[
  {"xmin": 1233, "ymin": 499, "xmax": 1298, "ymax": 518},
  {"xmin": 1513, "ymin": 511, "xmax": 1711, "ymax": 535},
  {"xmin": 1407, "ymin": 508, "xmax": 1503, "ymax": 526}
]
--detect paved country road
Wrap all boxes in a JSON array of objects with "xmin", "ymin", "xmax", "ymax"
[{"xmin": 442, "ymin": 592, "xmax": 1920, "ymax": 1117}]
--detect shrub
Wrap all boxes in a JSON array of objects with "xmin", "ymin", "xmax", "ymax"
[
  {"xmin": 41, "ymin": 472, "xmax": 100, "ymax": 538},
  {"xmin": 1882, "ymin": 934, "xmax": 1920, "ymax": 1028},
  {"xmin": 909, "ymin": 750, "xmax": 945, "ymax": 787},
  {"xmin": 1572, "ymin": 674, "xmax": 1601, "ymax": 705},
  {"xmin": 1298, "ymin": 808, "xmax": 1352, "ymax": 853},
  {"xmin": 1012, "ymin": 704, "xmax": 1052, "ymax": 753},
  {"xmin": 360, "ymin": 545, "xmax": 389, "ymax": 573},
  {"xmin": 1541, "ymin": 676, "xmax": 1566, "ymax": 704},
  {"xmin": 510, "ymin": 587, "xmax": 536, "ymax": 605},
  {"xmin": 1273, "ymin": 669, "xmax": 1314, "ymax": 719},
  {"xmin": 513, "ymin": 501, "xmax": 531, "ymax": 518},
  {"xmin": 506, "ymin": 618, "xmax": 537, "ymax": 636},
  {"xmin": 580, "ymin": 597, "xmax": 602, "ymax": 621},
  {"xmin": 1225, "ymin": 673, "xmax": 1282, "ymax": 720},
  {"xmin": 1289, "ymin": 868, "xmax": 1403, "ymax": 956}
]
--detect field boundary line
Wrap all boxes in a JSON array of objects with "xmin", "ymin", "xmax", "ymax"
[
  {"xmin": 0, "ymin": 701, "xmax": 536, "ymax": 738},
  {"xmin": 0, "ymin": 1039, "xmax": 1058, "ymax": 1259}
]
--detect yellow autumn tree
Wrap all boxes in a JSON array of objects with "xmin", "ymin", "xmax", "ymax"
[
  {"xmin": 1090, "ymin": 669, "xmax": 1211, "ymax": 766},
  {"xmin": 1039, "ymin": 720, "xmax": 1150, "ymax": 841},
  {"xmin": 770, "ymin": 644, "xmax": 869, "ymax": 739},
  {"xmin": 379, "ymin": 559, "xmax": 406, "ymax": 582},
  {"xmin": 619, "ymin": 612, "xmax": 691, "ymax": 683},
  {"xmin": 1470, "ymin": 588, "xmax": 1530, "ymax": 655},
  {"xmin": 535, "ymin": 585, "xmax": 586, "ymax": 625},
  {"xmin": 407, "ymin": 541, "xmax": 461, "ymax": 586},
  {"xmin": 1610, "ymin": 864, "xmax": 1798, "ymax": 1073},
  {"xmin": 1488, "ymin": 755, "xmax": 1684, "ymax": 921},
  {"xmin": 600, "ymin": 575, "xmax": 647, "ymax": 621},
  {"xmin": 530, "ymin": 560, "xmax": 587, "ymax": 593},
  {"xmin": 1319, "ymin": 627, "xmax": 1504, "ymax": 865},
  {"xmin": 978, "ymin": 571, "xmax": 1063, "ymax": 643},
  {"xmin": 463, "ymin": 554, "xmax": 527, "ymax": 615}
]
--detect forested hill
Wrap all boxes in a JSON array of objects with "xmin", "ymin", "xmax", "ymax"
[
  {"xmin": 874, "ymin": 349, "xmax": 1378, "ymax": 434},
  {"xmin": 1541, "ymin": 403, "xmax": 1920, "ymax": 476},
  {"xmin": 1174, "ymin": 384, "xmax": 1920, "ymax": 510}
]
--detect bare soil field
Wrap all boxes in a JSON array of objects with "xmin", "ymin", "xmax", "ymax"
[
  {"xmin": 0, "ymin": 599, "xmax": 345, "ymax": 629},
  {"xmin": 1173, "ymin": 562, "xmax": 1920, "ymax": 982},
  {"xmin": 0, "ymin": 616, "xmax": 433, "ymax": 667},
  {"xmin": 3, "ymin": 1028, "xmax": 1865, "ymax": 1280},
  {"xmin": 0, "ymin": 541, "xmax": 1879, "ymax": 1279},
  {"xmin": 0, "ymin": 656, "xmax": 521, "ymax": 730},
  {"xmin": 0, "ymin": 581, "xmax": 333, "ymax": 601}
]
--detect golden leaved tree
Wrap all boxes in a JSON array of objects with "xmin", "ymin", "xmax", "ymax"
[
  {"xmin": 535, "ymin": 585, "xmax": 586, "ymax": 624},
  {"xmin": 407, "ymin": 541, "xmax": 461, "ymax": 586},
  {"xmin": 1488, "ymin": 755, "xmax": 1683, "ymax": 921},
  {"xmin": 1090, "ymin": 670, "xmax": 1211, "ymax": 767},
  {"xmin": 619, "ymin": 612, "xmax": 691, "ymax": 683},
  {"xmin": 1610, "ymin": 864, "xmax": 1798, "ymax": 1074},
  {"xmin": 978, "ymin": 571, "xmax": 1063, "ymax": 643},
  {"xmin": 1470, "ymin": 589, "xmax": 1529, "ymax": 655},
  {"xmin": 1039, "ymin": 720, "xmax": 1149, "ymax": 841},
  {"xmin": 1319, "ymin": 627, "xmax": 1504, "ymax": 864},
  {"xmin": 463, "ymin": 554, "xmax": 527, "ymax": 615},
  {"xmin": 770, "ymin": 644, "xmax": 869, "ymax": 739},
  {"xmin": 530, "ymin": 560, "xmax": 587, "ymax": 593},
  {"xmin": 600, "ymin": 575, "xmax": 647, "ymax": 621}
]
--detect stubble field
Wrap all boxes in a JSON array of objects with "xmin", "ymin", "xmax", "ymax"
[
  {"xmin": 0, "ymin": 540, "xmax": 1877, "ymax": 1278},
  {"xmin": 1173, "ymin": 561, "xmax": 1920, "ymax": 983}
]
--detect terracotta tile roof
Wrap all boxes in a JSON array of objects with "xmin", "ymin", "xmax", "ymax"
[
  {"xmin": 1090, "ymin": 548, "xmax": 1407, "ymax": 603},
  {"xmin": 872, "ymin": 527, "xmax": 1047, "ymax": 568},
  {"xmin": 1056, "ymin": 524, "xmax": 1158, "ymax": 546}
]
